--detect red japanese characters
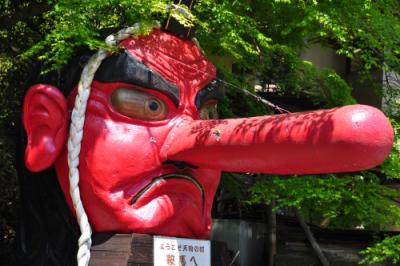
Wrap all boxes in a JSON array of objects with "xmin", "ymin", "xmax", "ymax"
[{"xmin": 22, "ymin": 29, "xmax": 394, "ymax": 239}]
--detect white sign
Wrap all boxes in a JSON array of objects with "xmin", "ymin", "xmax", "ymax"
[{"xmin": 153, "ymin": 235, "xmax": 211, "ymax": 266}]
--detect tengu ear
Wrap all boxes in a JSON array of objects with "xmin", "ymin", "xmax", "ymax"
[{"xmin": 23, "ymin": 84, "xmax": 68, "ymax": 172}]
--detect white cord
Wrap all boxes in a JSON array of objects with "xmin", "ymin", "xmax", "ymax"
[{"xmin": 67, "ymin": 24, "xmax": 142, "ymax": 266}]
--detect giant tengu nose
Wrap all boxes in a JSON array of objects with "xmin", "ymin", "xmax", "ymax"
[
  {"xmin": 101, "ymin": 21, "xmax": 393, "ymax": 175},
  {"xmin": 161, "ymin": 104, "xmax": 393, "ymax": 174}
]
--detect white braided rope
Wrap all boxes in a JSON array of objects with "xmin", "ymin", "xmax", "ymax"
[{"xmin": 67, "ymin": 24, "xmax": 141, "ymax": 266}]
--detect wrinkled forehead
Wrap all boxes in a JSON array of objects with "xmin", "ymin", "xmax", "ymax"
[{"xmin": 119, "ymin": 29, "xmax": 216, "ymax": 99}]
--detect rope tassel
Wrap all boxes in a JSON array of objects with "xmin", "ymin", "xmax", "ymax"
[{"xmin": 67, "ymin": 24, "xmax": 141, "ymax": 266}]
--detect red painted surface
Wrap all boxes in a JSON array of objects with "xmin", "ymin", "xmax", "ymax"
[
  {"xmin": 22, "ymin": 29, "xmax": 394, "ymax": 239},
  {"xmin": 23, "ymin": 84, "xmax": 68, "ymax": 172},
  {"xmin": 164, "ymin": 104, "xmax": 393, "ymax": 174}
]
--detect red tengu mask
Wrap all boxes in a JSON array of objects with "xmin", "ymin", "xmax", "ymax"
[{"xmin": 22, "ymin": 29, "xmax": 394, "ymax": 238}]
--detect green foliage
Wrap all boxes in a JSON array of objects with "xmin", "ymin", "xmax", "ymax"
[
  {"xmin": 195, "ymin": 0, "xmax": 272, "ymax": 63},
  {"xmin": 380, "ymin": 119, "xmax": 400, "ymax": 179},
  {"xmin": 258, "ymin": 45, "xmax": 355, "ymax": 108},
  {"xmin": 21, "ymin": 0, "xmax": 172, "ymax": 69},
  {"xmin": 220, "ymin": 173, "xmax": 247, "ymax": 201},
  {"xmin": 196, "ymin": 0, "xmax": 400, "ymax": 72},
  {"xmin": 299, "ymin": 63, "xmax": 356, "ymax": 107},
  {"xmin": 248, "ymin": 173, "xmax": 400, "ymax": 229},
  {"xmin": 217, "ymin": 68, "xmax": 273, "ymax": 118},
  {"xmin": 361, "ymin": 234, "xmax": 400, "ymax": 264}
]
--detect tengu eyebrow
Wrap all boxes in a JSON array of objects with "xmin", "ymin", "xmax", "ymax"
[
  {"xmin": 195, "ymin": 71, "xmax": 225, "ymax": 109},
  {"xmin": 94, "ymin": 50, "xmax": 180, "ymax": 106}
]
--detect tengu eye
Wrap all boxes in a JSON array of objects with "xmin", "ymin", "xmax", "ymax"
[
  {"xmin": 147, "ymin": 100, "xmax": 159, "ymax": 111},
  {"xmin": 200, "ymin": 103, "xmax": 218, "ymax": 120},
  {"xmin": 111, "ymin": 88, "xmax": 168, "ymax": 121},
  {"xmin": 144, "ymin": 98, "xmax": 165, "ymax": 117}
]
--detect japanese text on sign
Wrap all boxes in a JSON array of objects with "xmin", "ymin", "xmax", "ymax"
[{"xmin": 154, "ymin": 235, "xmax": 210, "ymax": 266}]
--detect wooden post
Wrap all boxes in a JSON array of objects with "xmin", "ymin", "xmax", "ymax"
[
  {"xmin": 266, "ymin": 200, "xmax": 277, "ymax": 266},
  {"xmin": 89, "ymin": 233, "xmax": 230, "ymax": 266},
  {"xmin": 294, "ymin": 209, "xmax": 330, "ymax": 266}
]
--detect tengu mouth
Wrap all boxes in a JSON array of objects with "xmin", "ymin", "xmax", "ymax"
[{"xmin": 130, "ymin": 173, "xmax": 205, "ymax": 209}]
